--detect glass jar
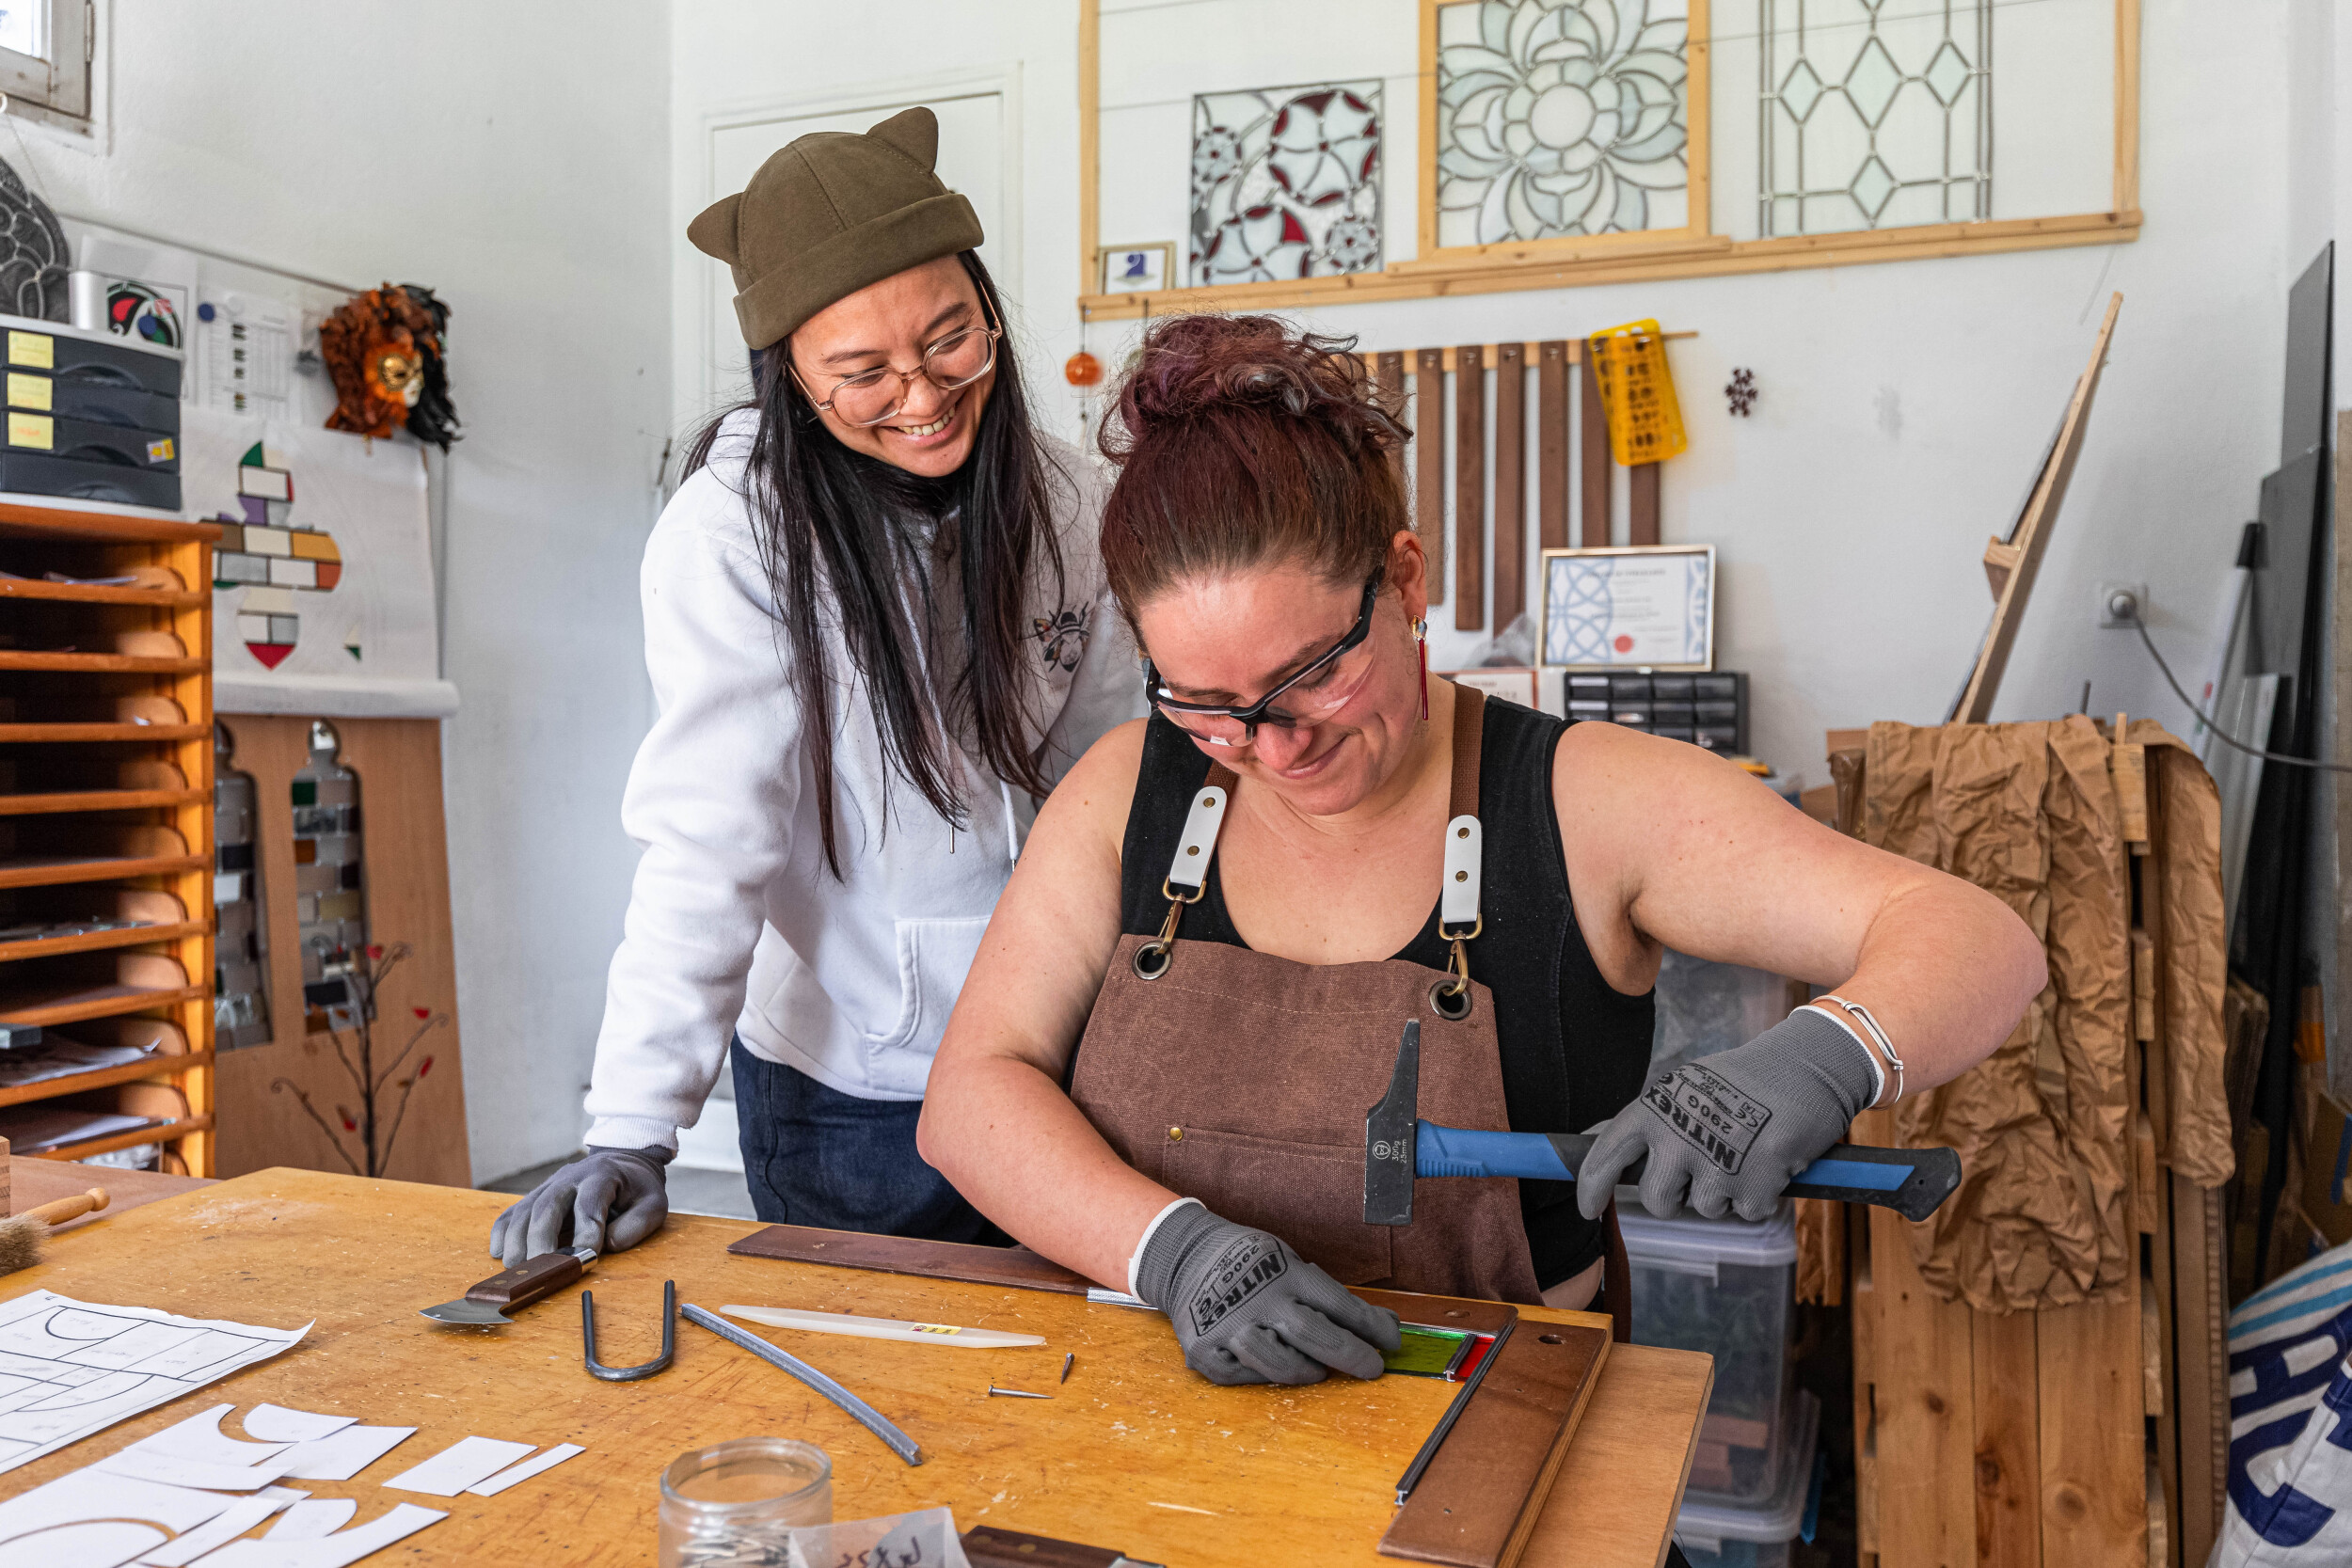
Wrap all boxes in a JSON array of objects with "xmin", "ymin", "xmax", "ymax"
[{"xmin": 658, "ymin": 1437, "xmax": 833, "ymax": 1567}]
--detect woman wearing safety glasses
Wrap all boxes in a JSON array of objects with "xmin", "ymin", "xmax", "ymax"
[
  {"xmin": 916, "ymin": 314, "xmax": 2043, "ymax": 1387},
  {"xmin": 487, "ymin": 108, "xmax": 1140, "ymax": 1268}
]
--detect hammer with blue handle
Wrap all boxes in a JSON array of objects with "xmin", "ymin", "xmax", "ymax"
[{"xmin": 1362, "ymin": 1020, "xmax": 1962, "ymax": 1226}]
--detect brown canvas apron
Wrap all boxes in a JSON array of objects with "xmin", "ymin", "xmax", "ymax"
[{"xmin": 1068, "ymin": 688, "xmax": 1545, "ymax": 1306}]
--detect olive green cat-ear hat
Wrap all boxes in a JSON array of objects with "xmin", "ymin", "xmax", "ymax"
[{"xmin": 688, "ymin": 104, "xmax": 986, "ymax": 351}]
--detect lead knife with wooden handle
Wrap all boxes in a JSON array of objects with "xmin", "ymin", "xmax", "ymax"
[{"xmin": 420, "ymin": 1246, "xmax": 596, "ymax": 1326}]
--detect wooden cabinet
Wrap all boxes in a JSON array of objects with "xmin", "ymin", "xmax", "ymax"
[{"xmin": 0, "ymin": 500, "xmax": 217, "ymax": 1175}]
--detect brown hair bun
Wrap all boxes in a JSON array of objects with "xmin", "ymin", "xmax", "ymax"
[{"xmin": 1098, "ymin": 314, "xmax": 1411, "ymax": 628}]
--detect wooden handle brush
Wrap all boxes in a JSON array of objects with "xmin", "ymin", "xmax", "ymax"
[{"xmin": 0, "ymin": 1187, "xmax": 108, "ymax": 1275}]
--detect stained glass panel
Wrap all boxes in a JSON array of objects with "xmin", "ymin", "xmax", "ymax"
[
  {"xmin": 1434, "ymin": 0, "xmax": 1692, "ymax": 249},
  {"xmin": 1189, "ymin": 80, "xmax": 1383, "ymax": 286},
  {"xmin": 1759, "ymin": 0, "xmax": 1992, "ymax": 235}
]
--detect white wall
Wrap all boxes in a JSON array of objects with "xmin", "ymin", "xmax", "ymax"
[
  {"xmin": 674, "ymin": 0, "xmax": 2302, "ymax": 801},
  {"xmin": 19, "ymin": 0, "xmax": 673, "ymax": 1182}
]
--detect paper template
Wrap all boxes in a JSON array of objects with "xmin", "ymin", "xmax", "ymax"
[
  {"xmin": 99, "ymin": 1446, "xmax": 297, "ymax": 1491},
  {"xmin": 183, "ymin": 1502, "xmax": 444, "ymax": 1568},
  {"xmin": 264, "ymin": 1499, "xmax": 356, "ymax": 1541},
  {"xmin": 276, "ymin": 1424, "xmax": 414, "ymax": 1482},
  {"xmin": 0, "ymin": 1519, "xmax": 165, "ymax": 1567},
  {"xmin": 123, "ymin": 1404, "xmax": 292, "ymax": 1467},
  {"xmin": 0, "ymin": 1468, "xmax": 233, "ymax": 1547},
  {"xmin": 380, "ymin": 1434, "xmax": 533, "ymax": 1497},
  {"xmin": 466, "ymin": 1442, "xmax": 582, "ymax": 1497},
  {"xmin": 137, "ymin": 1487, "xmax": 306, "ymax": 1567},
  {"xmin": 240, "ymin": 1406, "xmax": 355, "ymax": 1445},
  {"xmin": 0, "ymin": 1292, "xmax": 310, "ymax": 1475}
]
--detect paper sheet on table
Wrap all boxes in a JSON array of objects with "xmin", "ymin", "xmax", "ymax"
[
  {"xmin": 466, "ymin": 1441, "xmax": 582, "ymax": 1496},
  {"xmin": 0, "ymin": 1468, "xmax": 234, "ymax": 1543},
  {"xmin": 122, "ymin": 1403, "xmax": 291, "ymax": 1466},
  {"xmin": 0, "ymin": 1291, "xmax": 310, "ymax": 1475},
  {"xmin": 265, "ymin": 1498, "xmax": 356, "ymax": 1541},
  {"xmin": 276, "ymin": 1423, "xmax": 413, "ymax": 1481},
  {"xmin": 241, "ymin": 1405, "xmax": 355, "ymax": 1444},
  {"xmin": 0, "ymin": 1518, "xmax": 164, "ymax": 1567},
  {"xmin": 379, "ymin": 1434, "xmax": 532, "ymax": 1496},
  {"xmin": 136, "ymin": 1486, "xmax": 306, "ymax": 1567},
  {"xmin": 183, "ymin": 1501, "xmax": 444, "ymax": 1568}
]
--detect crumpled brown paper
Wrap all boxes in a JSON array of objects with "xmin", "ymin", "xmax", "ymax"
[
  {"xmin": 2137, "ymin": 721, "xmax": 2233, "ymax": 1189},
  {"xmin": 1855, "ymin": 717, "xmax": 2230, "ymax": 1312}
]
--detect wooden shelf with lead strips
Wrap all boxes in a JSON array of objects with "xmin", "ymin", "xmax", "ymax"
[
  {"xmin": 0, "ymin": 854, "xmax": 205, "ymax": 891},
  {"xmin": 0, "ymin": 577, "xmax": 204, "ymax": 608},
  {"xmin": 22, "ymin": 1114, "xmax": 214, "ymax": 1164},
  {"xmin": 0, "ymin": 983, "xmax": 205, "ymax": 1029},
  {"xmin": 0, "ymin": 651, "xmax": 204, "ymax": 674},
  {"xmin": 0, "ymin": 1047, "xmax": 214, "ymax": 1109},
  {"xmin": 0, "ymin": 787, "xmax": 206, "ymax": 817},
  {"xmin": 0, "ymin": 722, "xmax": 208, "ymax": 744},
  {"xmin": 0, "ymin": 921, "xmax": 207, "ymax": 964},
  {"xmin": 0, "ymin": 499, "xmax": 216, "ymax": 1175}
]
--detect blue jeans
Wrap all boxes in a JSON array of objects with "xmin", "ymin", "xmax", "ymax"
[{"xmin": 730, "ymin": 1038, "xmax": 1007, "ymax": 1244}]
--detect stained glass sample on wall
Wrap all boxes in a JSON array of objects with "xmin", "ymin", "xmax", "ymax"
[
  {"xmin": 1190, "ymin": 81, "xmax": 1381, "ymax": 286},
  {"xmin": 1434, "ymin": 0, "xmax": 1691, "ymax": 248},
  {"xmin": 1759, "ymin": 0, "xmax": 1990, "ymax": 235},
  {"xmin": 212, "ymin": 721, "xmax": 271, "ymax": 1050},
  {"xmin": 293, "ymin": 720, "xmax": 368, "ymax": 1032}
]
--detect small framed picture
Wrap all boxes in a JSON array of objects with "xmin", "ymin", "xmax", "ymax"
[
  {"xmin": 1540, "ymin": 546, "xmax": 1716, "ymax": 671},
  {"xmin": 1100, "ymin": 243, "xmax": 1175, "ymax": 295}
]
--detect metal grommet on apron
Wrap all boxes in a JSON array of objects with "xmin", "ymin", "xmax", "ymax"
[
  {"xmin": 1070, "ymin": 685, "xmax": 1543, "ymax": 1307},
  {"xmin": 1130, "ymin": 784, "xmax": 1229, "ymax": 979}
]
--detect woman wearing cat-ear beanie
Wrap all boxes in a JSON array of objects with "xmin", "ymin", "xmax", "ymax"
[{"xmin": 488, "ymin": 105, "xmax": 1140, "ymax": 1266}]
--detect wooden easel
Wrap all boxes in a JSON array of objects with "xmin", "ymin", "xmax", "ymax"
[{"xmin": 1951, "ymin": 293, "xmax": 2124, "ymax": 722}]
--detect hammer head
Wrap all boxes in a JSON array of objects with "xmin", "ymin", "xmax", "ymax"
[{"xmin": 1363, "ymin": 1019, "xmax": 1420, "ymax": 1226}]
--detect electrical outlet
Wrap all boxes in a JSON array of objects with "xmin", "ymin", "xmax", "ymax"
[{"xmin": 2096, "ymin": 581, "xmax": 2147, "ymax": 629}]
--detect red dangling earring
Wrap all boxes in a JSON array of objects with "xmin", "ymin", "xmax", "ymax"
[{"xmin": 1415, "ymin": 617, "xmax": 1430, "ymax": 721}]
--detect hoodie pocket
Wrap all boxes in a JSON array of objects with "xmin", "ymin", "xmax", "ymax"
[{"xmin": 862, "ymin": 916, "xmax": 991, "ymax": 1089}]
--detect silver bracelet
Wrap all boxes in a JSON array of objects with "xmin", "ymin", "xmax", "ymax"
[{"xmin": 1819, "ymin": 994, "xmax": 1905, "ymax": 1105}]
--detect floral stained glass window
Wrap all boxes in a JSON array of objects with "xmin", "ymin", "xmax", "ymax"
[
  {"xmin": 1190, "ymin": 81, "xmax": 1382, "ymax": 286},
  {"xmin": 1435, "ymin": 0, "xmax": 1691, "ymax": 249},
  {"xmin": 1759, "ymin": 0, "xmax": 1992, "ymax": 235}
]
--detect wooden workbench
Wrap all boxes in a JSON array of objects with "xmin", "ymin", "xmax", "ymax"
[{"xmin": 0, "ymin": 1168, "xmax": 1711, "ymax": 1565}]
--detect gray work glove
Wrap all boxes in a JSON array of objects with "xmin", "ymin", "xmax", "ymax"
[
  {"xmin": 488, "ymin": 1145, "xmax": 674, "ymax": 1268},
  {"xmin": 1577, "ymin": 1007, "xmax": 1876, "ymax": 1224},
  {"xmin": 1136, "ymin": 1203, "xmax": 1401, "ymax": 1386}
]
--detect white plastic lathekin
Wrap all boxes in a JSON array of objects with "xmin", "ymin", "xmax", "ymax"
[
  {"xmin": 1165, "ymin": 786, "xmax": 1228, "ymax": 892},
  {"xmin": 1441, "ymin": 815, "xmax": 1481, "ymax": 927}
]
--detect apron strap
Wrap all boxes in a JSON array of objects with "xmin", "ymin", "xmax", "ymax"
[
  {"xmin": 1133, "ymin": 760, "xmax": 1243, "ymax": 981},
  {"xmin": 1446, "ymin": 683, "xmax": 1485, "ymax": 819},
  {"xmin": 1434, "ymin": 683, "xmax": 1486, "ymax": 1014}
]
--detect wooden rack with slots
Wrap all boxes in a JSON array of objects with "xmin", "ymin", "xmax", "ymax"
[
  {"xmin": 1359, "ymin": 332, "xmax": 1690, "ymax": 631},
  {"xmin": 0, "ymin": 499, "xmax": 217, "ymax": 1175}
]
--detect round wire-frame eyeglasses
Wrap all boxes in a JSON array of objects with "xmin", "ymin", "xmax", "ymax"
[{"xmin": 790, "ymin": 293, "xmax": 1003, "ymax": 428}]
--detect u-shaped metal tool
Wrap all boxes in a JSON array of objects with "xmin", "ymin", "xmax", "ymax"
[{"xmin": 582, "ymin": 1279, "xmax": 675, "ymax": 1381}]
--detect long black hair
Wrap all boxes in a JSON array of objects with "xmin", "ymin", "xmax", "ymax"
[{"xmin": 681, "ymin": 251, "xmax": 1066, "ymax": 877}]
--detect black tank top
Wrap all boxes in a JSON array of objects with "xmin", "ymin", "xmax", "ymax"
[{"xmin": 1111, "ymin": 698, "xmax": 1656, "ymax": 1287}]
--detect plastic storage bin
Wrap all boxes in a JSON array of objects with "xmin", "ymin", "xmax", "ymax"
[
  {"xmin": 1619, "ymin": 1196, "xmax": 1800, "ymax": 1507},
  {"xmin": 1675, "ymin": 1389, "xmax": 1820, "ymax": 1568}
]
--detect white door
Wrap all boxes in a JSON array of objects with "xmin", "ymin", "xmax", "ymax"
[{"xmin": 705, "ymin": 91, "xmax": 1007, "ymax": 408}]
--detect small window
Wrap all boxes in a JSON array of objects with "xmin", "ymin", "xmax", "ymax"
[{"xmin": 0, "ymin": 0, "xmax": 89, "ymax": 132}]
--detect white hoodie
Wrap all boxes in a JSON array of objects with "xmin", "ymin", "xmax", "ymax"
[{"xmin": 582, "ymin": 410, "xmax": 1141, "ymax": 1153}]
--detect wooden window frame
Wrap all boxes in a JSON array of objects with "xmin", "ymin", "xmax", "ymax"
[
  {"xmin": 0, "ymin": 0, "xmax": 90, "ymax": 133},
  {"xmin": 1077, "ymin": 0, "xmax": 2139, "ymax": 323}
]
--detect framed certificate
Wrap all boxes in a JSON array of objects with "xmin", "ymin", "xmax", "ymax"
[{"xmin": 1539, "ymin": 546, "xmax": 1715, "ymax": 671}]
